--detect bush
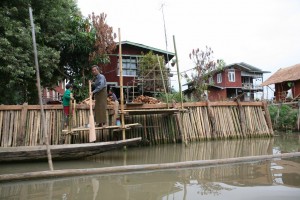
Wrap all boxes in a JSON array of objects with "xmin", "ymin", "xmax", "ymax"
[
  {"xmin": 157, "ymin": 92, "xmax": 190, "ymax": 103},
  {"xmin": 269, "ymin": 104, "xmax": 298, "ymax": 131}
]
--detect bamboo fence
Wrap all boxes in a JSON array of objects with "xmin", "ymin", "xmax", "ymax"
[{"xmin": 0, "ymin": 101, "xmax": 273, "ymax": 147}]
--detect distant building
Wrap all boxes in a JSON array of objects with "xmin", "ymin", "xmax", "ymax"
[
  {"xmin": 261, "ymin": 63, "xmax": 300, "ymax": 102},
  {"xmin": 41, "ymin": 81, "xmax": 65, "ymax": 104},
  {"xmin": 184, "ymin": 62, "xmax": 270, "ymax": 102}
]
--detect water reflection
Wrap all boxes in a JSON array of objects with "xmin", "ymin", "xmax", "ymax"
[
  {"xmin": 0, "ymin": 136, "xmax": 299, "ymax": 199},
  {"xmin": 87, "ymin": 137, "xmax": 275, "ymax": 166},
  {"xmin": 1, "ymin": 160, "xmax": 299, "ymax": 200}
]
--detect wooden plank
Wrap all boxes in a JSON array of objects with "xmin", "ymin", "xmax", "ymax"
[
  {"xmin": 8, "ymin": 111, "xmax": 14, "ymax": 146},
  {"xmin": 12, "ymin": 111, "xmax": 20, "ymax": 147},
  {"xmin": 62, "ymin": 123, "xmax": 141, "ymax": 134},
  {"xmin": 17, "ymin": 103, "xmax": 28, "ymax": 146},
  {"xmin": 263, "ymin": 101, "xmax": 274, "ymax": 135},
  {"xmin": 2, "ymin": 112, "xmax": 9, "ymax": 147},
  {"xmin": 0, "ymin": 101, "xmax": 265, "ymax": 112},
  {"xmin": 0, "ymin": 111, "xmax": 3, "ymax": 146},
  {"xmin": 122, "ymin": 109, "xmax": 180, "ymax": 115}
]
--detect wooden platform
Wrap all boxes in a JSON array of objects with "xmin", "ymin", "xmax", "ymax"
[
  {"xmin": 122, "ymin": 108, "xmax": 180, "ymax": 115},
  {"xmin": 62, "ymin": 123, "xmax": 141, "ymax": 134}
]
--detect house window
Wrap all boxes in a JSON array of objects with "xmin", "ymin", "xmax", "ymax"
[
  {"xmin": 208, "ymin": 77, "xmax": 213, "ymax": 84},
  {"xmin": 228, "ymin": 69, "xmax": 235, "ymax": 82},
  {"xmin": 117, "ymin": 56, "xmax": 137, "ymax": 77},
  {"xmin": 217, "ymin": 73, "xmax": 222, "ymax": 83}
]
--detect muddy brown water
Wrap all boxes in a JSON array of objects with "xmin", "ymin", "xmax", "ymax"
[{"xmin": 0, "ymin": 134, "xmax": 299, "ymax": 200}]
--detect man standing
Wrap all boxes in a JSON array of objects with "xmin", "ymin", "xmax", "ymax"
[{"xmin": 91, "ymin": 65, "xmax": 107, "ymax": 127}]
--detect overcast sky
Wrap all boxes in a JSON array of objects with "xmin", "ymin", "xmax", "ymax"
[{"xmin": 77, "ymin": 0, "xmax": 300, "ymax": 94}]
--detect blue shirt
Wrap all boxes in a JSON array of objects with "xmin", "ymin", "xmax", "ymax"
[{"xmin": 92, "ymin": 73, "xmax": 107, "ymax": 94}]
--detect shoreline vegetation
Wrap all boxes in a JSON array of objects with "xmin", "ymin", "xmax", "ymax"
[{"xmin": 268, "ymin": 102, "xmax": 300, "ymax": 132}]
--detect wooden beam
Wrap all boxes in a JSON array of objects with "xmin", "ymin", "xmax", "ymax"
[
  {"xmin": 1, "ymin": 152, "xmax": 299, "ymax": 182},
  {"xmin": 122, "ymin": 109, "xmax": 179, "ymax": 115},
  {"xmin": 62, "ymin": 123, "xmax": 141, "ymax": 134}
]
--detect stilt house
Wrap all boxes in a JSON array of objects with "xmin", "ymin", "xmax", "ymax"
[
  {"xmin": 261, "ymin": 63, "xmax": 300, "ymax": 102},
  {"xmin": 184, "ymin": 62, "xmax": 270, "ymax": 101}
]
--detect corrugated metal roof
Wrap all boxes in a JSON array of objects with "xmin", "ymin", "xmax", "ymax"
[
  {"xmin": 117, "ymin": 41, "xmax": 175, "ymax": 57},
  {"xmin": 225, "ymin": 62, "xmax": 270, "ymax": 73},
  {"xmin": 261, "ymin": 63, "xmax": 300, "ymax": 86}
]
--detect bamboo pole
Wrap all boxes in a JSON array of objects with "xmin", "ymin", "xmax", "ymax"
[
  {"xmin": 29, "ymin": 7, "xmax": 53, "ymax": 171},
  {"xmin": 263, "ymin": 101, "xmax": 273, "ymax": 135},
  {"xmin": 172, "ymin": 36, "xmax": 187, "ymax": 145},
  {"xmin": 1, "ymin": 152, "xmax": 300, "ymax": 182},
  {"xmin": 237, "ymin": 100, "xmax": 247, "ymax": 137},
  {"xmin": 207, "ymin": 101, "xmax": 216, "ymax": 138},
  {"xmin": 172, "ymin": 35, "xmax": 183, "ymax": 110},
  {"xmin": 118, "ymin": 28, "xmax": 126, "ymax": 143},
  {"xmin": 156, "ymin": 54, "xmax": 169, "ymax": 109}
]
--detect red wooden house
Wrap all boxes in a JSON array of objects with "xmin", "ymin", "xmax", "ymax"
[
  {"xmin": 101, "ymin": 41, "xmax": 175, "ymax": 101},
  {"xmin": 42, "ymin": 80, "xmax": 66, "ymax": 104},
  {"xmin": 261, "ymin": 63, "xmax": 300, "ymax": 102},
  {"xmin": 42, "ymin": 41, "xmax": 174, "ymax": 104},
  {"xmin": 184, "ymin": 62, "xmax": 270, "ymax": 101}
]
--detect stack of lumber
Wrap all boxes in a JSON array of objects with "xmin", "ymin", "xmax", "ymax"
[{"xmin": 132, "ymin": 95, "xmax": 160, "ymax": 104}]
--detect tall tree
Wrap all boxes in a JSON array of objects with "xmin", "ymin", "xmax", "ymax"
[
  {"xmin": 0, "ymin": 0, "xmax": 116, "ymax": 104},
  {"xmin": 0, "ymin": 0, "xmax": 79, "ymax": 104},
  {"xmin": 184, "ymin": 46, "xmax": 225, "ymax": 101},
  {"xmin": 60, "ymin": 12, "xmax": 116, "ymax": 101}
]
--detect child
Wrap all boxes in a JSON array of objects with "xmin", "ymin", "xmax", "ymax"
[
  {"xmin": 108, "ymin": 88, "xmax": 119, "ymax": 125},
  {"xmin": 62, "ymin": 84, "xmax": 74, "ymax": 127}
]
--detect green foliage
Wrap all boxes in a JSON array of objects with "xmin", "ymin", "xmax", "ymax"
[
  {"xmin": 0, "ymin": 0, "xmax": 78, "ymax": 104},
  {"xmin": 268, "ymin": 105, "xmax": 298, "ymax": 131},
  {"xmin": 0, "ymin": 0, "xmax": 116, "ymax": 104},
  {"xmin": 60, "ymin": 12, "xmax": 116, "ymax": 101},
  {"xmin": 157, "ymin": 91, "xmax": 190, "ymax": 103},
  {"xmin": 138, "ymin": 51, "xmax": 170, "ymax": 92}
]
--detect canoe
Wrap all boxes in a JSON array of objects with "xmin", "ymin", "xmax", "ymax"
[{"xmin": 0, "ymin": 137, "xmax": 141, "ymax": 163}]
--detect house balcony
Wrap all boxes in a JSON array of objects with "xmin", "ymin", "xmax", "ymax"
[{"xmin": 242, "ymin": 83, "xmax": 263, "ymax": 91}]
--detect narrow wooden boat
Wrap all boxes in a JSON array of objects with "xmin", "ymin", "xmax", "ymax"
[{"xmin": 0, "ymin": 137, "xmax": 141, "ymax": 163}]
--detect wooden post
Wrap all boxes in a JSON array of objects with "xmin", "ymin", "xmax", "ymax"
[
  {"xmin": 29, "ymin": 7, "xmax": 53, "ymax": 170},
  {"xmin": 206, "ymin": 101, "xmax": 216, "ymax": 138},
  {"xmin": 263, "ymin": 101, "xmax": 274, "ymax": 135},
  {"xmin": 237, "ymin": 100, "xmax": 247, "ymax": 137},
  {"xmin": 17, "ymin": 103, "xmax": 28, "ymax": 146},
  {"xmin": 173, "ymin": 35, "xmax": 187, "ymax": 145},
  {"xmin": 118, "ymin": 28, "xmax": 126, "ymax": 143}
]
